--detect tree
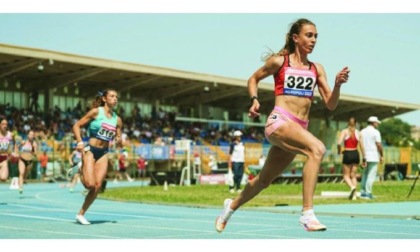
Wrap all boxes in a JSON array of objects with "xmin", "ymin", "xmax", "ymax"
[{"xmin": 378, "ymin": 118, "xmax": 413, "ymax": 147}]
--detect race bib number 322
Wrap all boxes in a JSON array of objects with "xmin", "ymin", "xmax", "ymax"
[{"xmin": 284, "ymin": 67, "xmax": 316, "ymax": 97}]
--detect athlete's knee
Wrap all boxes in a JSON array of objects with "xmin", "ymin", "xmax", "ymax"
[
  {"xmin": 83, "ymin": 181, "xmax": 96, "ymax": 190},
  {"xmin": 308, "ymin": 141, "xmax": 326, "ymax": 161}
]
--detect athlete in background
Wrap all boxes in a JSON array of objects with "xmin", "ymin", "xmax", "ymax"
[{"xmin": 72, "ymin": 89, "xmax": 123, "ymax": 225}]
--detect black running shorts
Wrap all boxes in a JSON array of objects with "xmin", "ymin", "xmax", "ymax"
[{"xmin": 342, "ymin": 150, "xmax": 360, "ymax": 165}]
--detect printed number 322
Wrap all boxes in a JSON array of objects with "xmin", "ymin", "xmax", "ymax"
[{"xmin": 286, "ymin": 76, "xmax": 314, "ymax": 90}]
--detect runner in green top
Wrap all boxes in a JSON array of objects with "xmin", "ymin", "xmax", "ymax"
[{"xmin": 72, "ymin": 89, "xmax": 123, "ymax": 225}]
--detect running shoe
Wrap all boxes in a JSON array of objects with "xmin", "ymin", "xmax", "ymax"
[
  {"xmin": 349, "ymin": 188, "xmax": 356, "ymax": 200},
  {"xmin": 299, "ymin": 212, "xmax": 327, "ymax": 232},
  {"xmin": 76, "ymin": 214, "xmax": 91, "ymax": 225},
  {"xmin": 215, "ymin": 198, "xmax": 234, "ymax": 233}
]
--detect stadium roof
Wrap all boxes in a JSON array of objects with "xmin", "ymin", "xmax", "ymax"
[{"xmin": 1, "ymin": 43, "xmax": 419, "ymax": 123}]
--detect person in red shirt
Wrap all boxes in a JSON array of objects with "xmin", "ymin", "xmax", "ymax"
[
  {"xmin": 136, "ymin": 155, "xmax": 147, "ymax": 181},
  {"xmin": 337, "ymin": 116, "xmax": 365, "ymax": 200},
  {"xmin": 118, "ymin": 150, "xmax": 134, "ymax": 182},
  {"xmin": 38, "ymin": 151, "xmax": 49, "ymax": 181}
]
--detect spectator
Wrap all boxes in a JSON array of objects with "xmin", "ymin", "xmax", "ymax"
[
  {"xmin": 136, "ymin": 155, "xmax": 147, "ymax": 180},
  {"xmin": 38, "ymin": 151, "xmax": 49, "ymax": 181},
  {"xmin": 360, "ymin": 116, "xmax": 383, "ymax": 200},
  {"xmin": 29, "ymin": 90, "xmax": 39, "ymax": 113},
  {"xmin": 228, "ymin": 130, "xmax": 245, "ymax": 194},
  {"xmin": 208, "ymin": 155, "xmax": 218, "ymax": 173},
  {"xmin": 118, "ymin": 150, "xmax": 134, "ymax": 182},
  {"xmin": 193, "ymin": 151, "xmax": 201, "ymax": 177}
]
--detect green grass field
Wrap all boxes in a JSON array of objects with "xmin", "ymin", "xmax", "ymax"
[{"xmin": 99, "ymin": 180, "xmax": 420, "ymax": 208}]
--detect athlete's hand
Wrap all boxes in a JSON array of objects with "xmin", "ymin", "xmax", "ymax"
[
  {"xmin": 248, "ymin": 99, "xmax": 261, "ymax": 118},
  {"xmin": 76, "ymin": 141, "xmax": 84, "ymax": 152},
  {"xmin": 335, "ymin": 67, "xmax": 350, "ymax": 87}
]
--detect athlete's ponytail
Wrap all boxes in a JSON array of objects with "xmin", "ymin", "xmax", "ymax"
[
  {"xmin": 279, "ymin": 18, "xmax": 315, "ymax": 56},
  {"xmin": 91, "ymin": 89, "xmax": 116, "ymax": 108},
  {"xmin": 262, "ymin": 18, "xmax": 315, "ymax": 61}
]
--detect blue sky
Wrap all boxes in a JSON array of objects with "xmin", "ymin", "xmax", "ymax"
[{"xmin": 1, "ymin": 1, "xmax": 420, "ymax": 126}]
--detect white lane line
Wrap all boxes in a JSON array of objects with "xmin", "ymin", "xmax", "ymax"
[
  {"xmin": 327, "ymin": 227, "xmax": 420, "ymax": 237},
  {"xmin": 0, "ymin": 224, "xmax": 124, "ymax": 239},
  {"xmin": 0, "ymin": 212, "xmax": 73, "ymax": 222}
]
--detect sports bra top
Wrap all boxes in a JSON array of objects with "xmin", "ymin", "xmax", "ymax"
[{"xmin": 273, "ymin": 54, "xmax": 318, "ymax": 98}]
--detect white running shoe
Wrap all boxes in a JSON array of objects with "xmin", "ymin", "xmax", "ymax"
[
  {"xmin": 76, "ymin": 214, "xmax": 91, "ymax": 225},
  {"xmin": 299, "ymin": 212, "xmax": 326, "ymax": 231},
  {"xmin": 215, "ymin": 198, "xmax": 234, "ymax": 233}
]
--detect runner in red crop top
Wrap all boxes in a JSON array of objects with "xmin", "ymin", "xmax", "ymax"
[
  {"xmin": 273, "ymin": 54, "xmax": 318, "ymax": 99},
  {"xmin": 215, "ymin": 18, "xmax": 351, "ymax": 233},
  {"xmin": 337, "ymin": 116, "xmax": 365, "ymax": 200}
]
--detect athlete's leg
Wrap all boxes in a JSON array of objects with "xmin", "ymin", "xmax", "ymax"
[
  {"xmin": 24, "ymin": 163, "xmax": 33, "ymax": 180},
  {"xmin": 349, "ymin": 164, "xmax": 358, "ymax": 189},
  {"xmin": 268, "ymin": 121, "xmax": 326, "ymax": 211},
  {"xmin": 78, "ymin": 155, "xmax": 108, "ymax": 216},
  {"xmin": 0, "ymin": 160, "xmax": 9, "ymax": 181},
  {"xmin": 342, "ymin": 164, "xmax": 353, "ymax": 189},
  {"xmin": 230, "ymin": 145, "xmax": 295, "ymax": 210},
  {"xmin": 18, "ymin": 160, "xmax": 26, "ymax": 190}
]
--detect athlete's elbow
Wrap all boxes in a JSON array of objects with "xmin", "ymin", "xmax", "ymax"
[{"xmin": 325, "ymin": 101, "xmax": 339, "ymax": 111}]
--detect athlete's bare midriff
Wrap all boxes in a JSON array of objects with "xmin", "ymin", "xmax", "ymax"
[
  {"xmin": 20, "ymin": 152, "xmax": 34, "ymax": 161},
  {"xmin": 88, "ymin": 137, "xmax": 110, "ymax": 149},
  {"xmin": 274, "ymin": 95, "xmax": 312, "ymax": 121}
]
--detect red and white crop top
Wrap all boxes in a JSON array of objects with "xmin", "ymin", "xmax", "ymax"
[
  {"xmin": 343, "ymin": 129, "xmax": 360, "ymax": 149},
  {"xmin": 273, "ymin": 54, "xmax": 318, "ymax": 98}
]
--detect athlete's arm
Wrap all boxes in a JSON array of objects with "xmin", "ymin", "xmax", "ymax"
[
  {"xmin": 115, "ymin": 116, "xmax": 123, "ymax": 148},
  {"xmin": 337, "ymin": 129, "xmax": 346, "ymax": 154},
  {"xmin": 33, "ymin": 141, "xmax": 38, "ymax": 154},
  {"xmin": 72, "ymin": 108, "xmax": 98, "ymax": 150},
  {"xmin": 316, "ymin": 63, "xmax": 350, "ymax": 111},
  {"xmin": 247, "ymin": 56, "xmax": 283, "ymax": 118},
  {"xmin": 358, "ymin": 132, "xmax": 367, "ymax": 166}
]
